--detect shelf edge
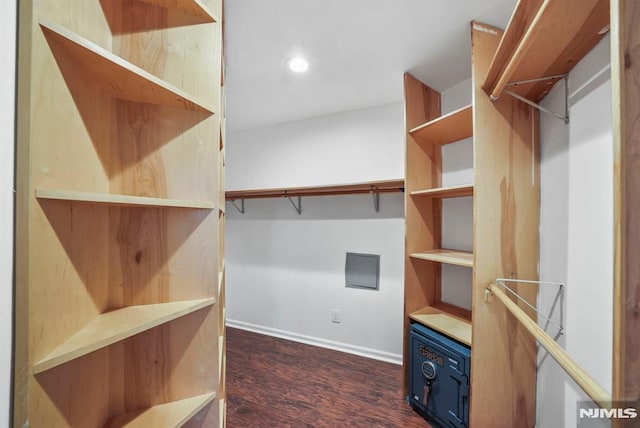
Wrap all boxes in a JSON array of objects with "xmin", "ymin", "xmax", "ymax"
[
  {"xmin": 410, "ymin": 184, "xmax": 474, "ymax": 198},
  {"xmin": 409, "ymin": 305, "xmax": 472, "ymax": 346},
  {"xmin": 33, "ymin": 298, "xmax": 216, "ymax": 374},
  {"xmin": 36, "ymin": 188, "xmax": 215, "ymax": 210},
  {"xmin": 105, "ymin": 392, "xmax": 216, "ymax": 428},
  {"xmin": 136, "ymin": 0, "xmax": 219, "ymax": 23},
  {"xmin": 410, "ymin": 250, "xmax": 474, "ymax": 268}
]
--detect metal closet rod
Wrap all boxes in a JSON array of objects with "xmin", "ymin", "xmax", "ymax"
[{"xmin": 227, "ymin": 185, "xmax": 396, "ymax": 214}]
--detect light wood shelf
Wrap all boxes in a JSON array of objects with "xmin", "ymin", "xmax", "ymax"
[
  {"xmin": 410, "ymin": 249, "xmax": 474, "ymax": 268},
  {"xmin": 137, "ymin": 0, "xmax": 218, "ymax": 23},
  {"xmin": 409, "ymin": 105, "xmax": 472, "ymax": 145},
  {"xmin": 483, "ymin": 0, "xmax": 609, "ymax": 100},
  {"xmin": 410, "ymin": 305, "xmax": 472, "ymax": 347},
  {"xmin": 39, "ymin": 20, "xmax": 215, "ymax": 114},
  {"xmin": 410, "ymin": 184, "xmax": 473, "ymax": 198},
  {"xmin": 34, "ymin": 298, "xmax": 215, "ymax": 374},
  {"xmin": 226, "ymin": 179, "xmax": 404, "ymax": 200},
  {"xmin": 36, "ymin": 188, "xmax": 215, "ymax": 210},
  {"xmin": 105, "ymin": 392, "xmax": 216, "ymax": 428}
]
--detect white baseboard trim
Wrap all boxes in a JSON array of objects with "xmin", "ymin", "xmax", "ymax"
[{"xmin": 226, "ymin": 319, "xmax": 402, "ymax": 365}]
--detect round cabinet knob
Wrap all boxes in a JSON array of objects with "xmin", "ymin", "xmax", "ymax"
[{"xmin": 421, "ymin": 361, "xmax": 437, "ymax": 380}]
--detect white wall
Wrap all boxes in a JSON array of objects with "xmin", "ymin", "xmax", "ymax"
[
  {"xmin": 226, "ymin": 102, "xmax": 404, "ymax": 190},
  {"xmin": 226, "ymin": 194, "xmax": 406, "ymax": 362},
  {"xmin": 441, "ymin": 79, "xmax": 474, "ymax": 310},
  {"xmin": 1, "ymin": 1, "xmax": 16, "ymax": 426},
  {"xmin": 537, "ymin": 35, "xmax": 613, "ymax": 428},
  {"xmin": 225, "ymin": 102, "xmax": 407, "ymax": 363},
  {"xmin": 225, "ymin": 81, "xmax": 478, "ymax": 362}
]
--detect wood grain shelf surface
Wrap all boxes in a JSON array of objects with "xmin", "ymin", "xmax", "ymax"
[
  {"xmin": 105, "ymin": 392, "xmax": 216, "ymax": 428},
  {"xmin": 137, "ymin": 0, "xmax": 218, "ymax": 22},
  {"xmin": 409, "ymin": 105, "xmax": 472, "ymax": 145},
  {"xmin": 409, "ymin": 305, "xmax": 472, "ymax": 347},
  {"xmin": 410, "ymin": 249, "xmax": 474, "ymax": 268},
  {"xmin": 226, "ymin": 179, "xmax": 404, "ymax": 200},
  {"xmin": 410, "ymin": 184, "xmax": 474, "ymax": 198},
  {"xmin": 34, "ymin": 298, "xmax": 215, "ymax": 374},
  {"xmin": 483, "ymin": 0, "xmax": 609, "ymax": 100},
  {"xmin": 40, "ymin": 20, "xmax": 215, "ymax": 114},
  {"xmin": 36, "ymin": 188, "xmax": 215, "ymax": 210}
]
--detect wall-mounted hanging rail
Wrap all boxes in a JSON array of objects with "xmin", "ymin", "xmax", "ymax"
[
  {"xmin": 485, "ymin": 283, "xmax": 611, "ymax": 410},
  {"xmin": 225, "ymin": 179, "xmax": 404, "ymax": 214}
]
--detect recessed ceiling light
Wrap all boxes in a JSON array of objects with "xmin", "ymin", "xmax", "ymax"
[{"xmin": 287, "ymin": 57, "xmax": 309, "ymax": 73}]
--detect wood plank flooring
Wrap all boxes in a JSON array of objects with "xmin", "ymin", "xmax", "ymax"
[{"xmin": 226, "ymin": 327, "xmax": 430, "ymax": 427}]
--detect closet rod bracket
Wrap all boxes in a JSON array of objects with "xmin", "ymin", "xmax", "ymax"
[
  {"xmin": 284, "ymin": 192, "xmax": 302, "ymax": 215},
  {"xmin": 487, "ymin": 278, "xmax": 565, "ymax": 335},
  {"xmin": 370, "ymin": 185, "xmax": 380, "ymax": 212},
  {"xmin": 229, "ymin": 198, "xmax": 245, "ymax": 214},
  {"xmin": 501, "ymin": 74, "xmax": 569, "ymax": 124}
]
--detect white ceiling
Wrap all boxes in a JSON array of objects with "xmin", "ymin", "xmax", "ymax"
[{"xmin": 224, "ymin": 0, "xmax": 517, "ymax": 132}]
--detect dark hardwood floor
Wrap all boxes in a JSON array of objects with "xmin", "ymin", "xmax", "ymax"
[{"xmin": 226, "ymin": 327, "xmax": 430, "ymax": 427}]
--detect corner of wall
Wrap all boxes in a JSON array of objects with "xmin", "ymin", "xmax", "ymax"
[{"xmin": 0, "ymin": 1, "xmax": 17, "ymax": 426}]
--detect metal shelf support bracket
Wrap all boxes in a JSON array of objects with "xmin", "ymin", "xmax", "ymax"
[
  {"xmin": 370, "ymin": 185, "xmax": 380, "ymax": 212},
  {"xmin": 229, "ymin": 199, "xmax": 245, "ymax": 214},
  {"xmin": 502, "ymin": 74, "xmax": 569, "ymax": 124},
  {"xmin": 284, "ymin": 192, "xmax": 302, "ymax": 215}
]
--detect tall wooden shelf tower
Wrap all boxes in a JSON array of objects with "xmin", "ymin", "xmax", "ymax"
[
  {"xmin": 403, "ymin": 0, "xmax": 609, "ymax": 425},
  {"xmin": 15, "ymin": 0, "xmax": 226, "ymax": 426},
  {"xmin": 403, "ymin": 22, "xmax": 540, "ymax": 424}
]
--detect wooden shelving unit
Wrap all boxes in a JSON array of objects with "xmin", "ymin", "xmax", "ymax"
[
  {"xmin": 410, "ymin": 250, "xmax": 474, "ymax": 268},
  {"xmin": 403, "ymin": 74, "xmax": 474, "ymax": 356},
  {"xmin": 403, "ymin": 18, "xmax": 542, "ymax": 426},
  {"xmin": 403, "ymin": 0, "xmax": 610, "ymax": 422},
  {"xmin": 15, "ymin": 0, "xmax": 225, "ymax": 426},
  {"xmin": 226, "ymin": 179, "xmax": 404, "ymax": 200},
  {"xmin": 441, "ymin": 2, "xmax": 609, "ymax": 424},
  {"xmin": 483, "ymin": 0, "xmax": 609, "ymax": 101}
]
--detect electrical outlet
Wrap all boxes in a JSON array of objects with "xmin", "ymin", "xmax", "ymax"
[{"xmin": 331, "ymin": 309, "xmax": 341, "ymax": 323}]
